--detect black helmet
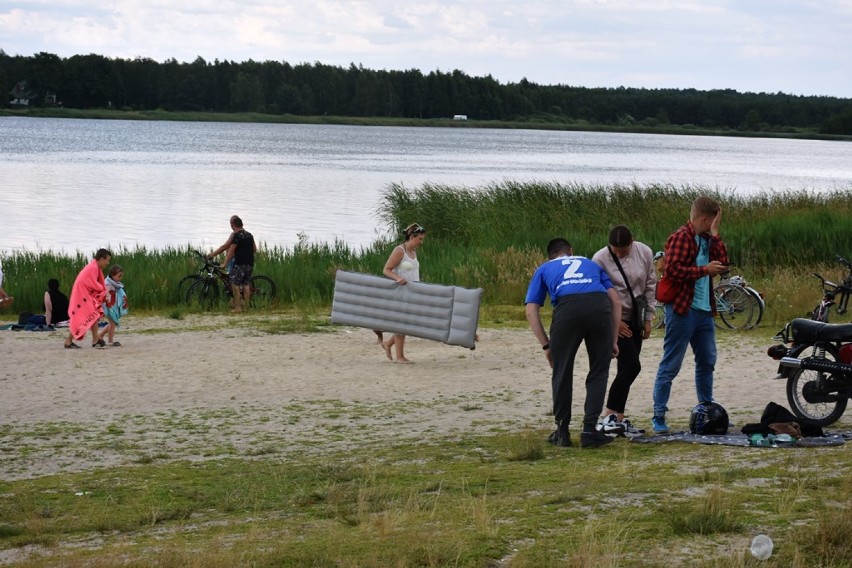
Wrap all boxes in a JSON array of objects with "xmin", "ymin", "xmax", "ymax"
[{"xmin": 689, "ymin": 401, "xmax": 729, "ymax": 435}]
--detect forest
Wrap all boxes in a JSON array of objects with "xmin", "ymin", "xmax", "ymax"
[{"xmin": 3, "ymin": 50, "xmax": 852, "ymax": 134}]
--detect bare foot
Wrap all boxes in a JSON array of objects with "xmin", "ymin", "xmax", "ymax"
[
  {"xmin": 382, "ymin": 340, "xmax": 393, "ymax": 361},
  {"xmin": 373, "ymin": 330, "xmax": 384, "ymax": 344},
  {"xmin": 395, "ymin": 358, "xmax": 413, "ymax": 364}
]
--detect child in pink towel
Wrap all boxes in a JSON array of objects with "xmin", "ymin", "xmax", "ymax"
[{"xmin": 64, "ymin": 249, "xmax": 112, "ymax": 349}]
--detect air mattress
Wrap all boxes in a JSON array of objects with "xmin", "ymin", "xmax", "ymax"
[{"xmin": 330, "ymin": 270, "xmax": 482, "ymax": 349}]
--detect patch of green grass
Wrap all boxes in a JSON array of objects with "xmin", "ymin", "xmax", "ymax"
[
  {"xmin": 2, "ymin": 427, "xmax": 847, "ymax": 566},
  {"xmin": 667, "ymin": 486, "xmax": 744, "ymax": 535}
]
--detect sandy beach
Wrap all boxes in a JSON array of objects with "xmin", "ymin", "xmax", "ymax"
[{"xmin": 1, "ymin": 315, "xmax": 848, "ymax": 481}]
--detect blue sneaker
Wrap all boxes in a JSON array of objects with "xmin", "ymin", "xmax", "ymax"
[{"xmin": 652, "ymin": 415, "xmax": 669, "ymax": 434}]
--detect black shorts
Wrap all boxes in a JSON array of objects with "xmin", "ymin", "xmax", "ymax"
[{"xmin": 229, "ymin": 264, "xmax": 254, "ymax": 286}]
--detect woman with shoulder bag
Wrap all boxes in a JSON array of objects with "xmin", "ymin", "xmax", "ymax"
[{"xmin": 591, "ymin": 225, "xmax": 657, "ymax": 437}]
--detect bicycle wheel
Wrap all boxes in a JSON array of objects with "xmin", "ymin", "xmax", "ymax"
[
  {"xmin": 248, "ymin": 275, "xmax": 277, "ymax": 308},
  {"xmin": 746, "ymin": 286, "xmax": 765, "ymax": 328},
  {"xmin": 714, "ymin": 284, "xmax": 757, "ymax": 330},
  {"xmin": 186, "ymin": 278, "xmax": 220, "ymax": 310},
  {"xmin": 177, "ymin": 274, "xmax": 202, "ymax": 302},
  {"xmin": 652, "ymin": 303, "xmax": 666, "ymax": 330}
]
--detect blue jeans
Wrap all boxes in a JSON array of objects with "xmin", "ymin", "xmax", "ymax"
[{"xmin": 653, "ymin": 305, "xmax": 716, "ymax": 415}]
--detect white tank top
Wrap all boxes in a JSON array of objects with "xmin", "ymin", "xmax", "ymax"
[{"xmin": 393, "ymin": 245, "xmax": 420, "ymax": 282}]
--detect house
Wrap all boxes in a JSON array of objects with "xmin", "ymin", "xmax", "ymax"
[
  {"xmin": 9, "ymin": 81, "xmax": 30, "ymax": 108},
  {"xmin": 453, "ymin": 114, "xmax": 468, "ymax": 121}
]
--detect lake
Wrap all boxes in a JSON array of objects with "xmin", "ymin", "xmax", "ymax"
[{"xmin": 1, "ymin": 117, "xmax": 850, "ymax": 254}]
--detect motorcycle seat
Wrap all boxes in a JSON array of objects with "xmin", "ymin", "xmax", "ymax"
[{"xmin": 791, "ymin": 318, "xmax": 852, "ymax": 342}]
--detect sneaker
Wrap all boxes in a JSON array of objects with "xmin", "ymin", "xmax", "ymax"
[
  {"xmin": 620, "ymin": 418, "xmax": 646, "ymax": 438},
  {"xmin": 651, "ymin": 415, "xmax": 669, "ymax": 434},
  {"xmin": 597, "ymin": 413, "xmax": 626, "ymax": 437},
  {"xmin": 580, "ymin": 430, "xmax": 615, "ymax": 448},
  {"xmin": 547, "ymin": 423, "xmax": 572, "ymax": 447}
]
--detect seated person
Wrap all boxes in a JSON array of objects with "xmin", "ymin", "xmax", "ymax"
[
  {"xmin": 0, "ymin": 259, "xmax": 12, "ymax": 308},
  {"xmin": 44, "ymin": 278, "xmax": 70, "ymax": 326}
]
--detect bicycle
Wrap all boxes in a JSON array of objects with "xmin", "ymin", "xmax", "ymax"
[
  {"xmin": 651, "ymin": 252, "xmax": 764, "ymax": 331},
  {"xmin": 808, "ymin": 254, "xmax": 852, "ymax": 322},
  {"xmin": 176, "ymin": 249, "xmax": 212, "ymax": 301},
  {"xmin": 713, "ymin": 273, "xmax": 765, "ymax": 330},
  {"xmin": 182, "ymin": 252, "xmax": 277, "ymax": 310}
]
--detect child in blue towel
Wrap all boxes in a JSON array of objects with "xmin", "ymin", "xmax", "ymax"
[{"xmin": 98, "ymin": 265, "xmax": 128, "ymax": 347}]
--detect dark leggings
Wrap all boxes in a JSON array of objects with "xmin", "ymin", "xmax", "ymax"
[{"xmin": 605, "ymin": 329, "xmax": 643, "ymax": 414}]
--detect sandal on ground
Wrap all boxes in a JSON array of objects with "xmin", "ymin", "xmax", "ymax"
[
  {"xmin": 111, "ymin": 341, "xmax": 122, "ymax": 347},
  {"xmin": 64, "ymin": 341, "xmax": 80, "ymax": 349},
  {"xmin": 92, "ymin": 339, "xmax": 108, "ymax": 348}
]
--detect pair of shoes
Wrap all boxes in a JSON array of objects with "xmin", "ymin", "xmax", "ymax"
[
  {"xmin": 92, "ymin": 339, "xmax": 108, "ymax": 349},
  {"xmin": 598, "ymin": 414, "xmax": 647, "ymax": 438},
  {"xmin": 620, "ymin": 418, "xmax": 646, "ymax": 438},
  {"xmin": 652, "ymin": 415, "xmax": 670, "ymax": 434},
  {"xmin": 111, "ymin": 341, "xmax": 122, "ymax": 347},
  {"xmin": 597, "ymin": 413, "xmax": 626, "ymax": 437},
  {"xmin": 547, "ymin": 423, "xmax": 572, "ymax": 447},
  {"xmin": 64, "ymin": 341, "xmax": 80, "ymax": 349},
  {"xmin": 580, "ymin": 430, "xmax": 615, "ymax": 448}
]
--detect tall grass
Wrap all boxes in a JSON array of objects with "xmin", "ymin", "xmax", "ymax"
[{"xmin": 2, "ymin": 183, "xmax": 850, "ymax": 323}]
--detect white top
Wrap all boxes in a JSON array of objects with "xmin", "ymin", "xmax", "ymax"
[
  {"xmin": 592, "ymin": 242, "xmax": 657, "ymax": 321},
  {"xmin": 393, "ymin": 245, "xmax": 420, "ymax": 282}
]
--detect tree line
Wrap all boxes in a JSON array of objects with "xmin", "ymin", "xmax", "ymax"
[{"xmin": 3, "ymin": 51, "xmax": 852, "ymax": 134}]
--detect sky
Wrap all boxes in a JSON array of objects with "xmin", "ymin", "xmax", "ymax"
[{"xmin": 2, "ymin": 0, "xmax": 851, "ymax": 98}]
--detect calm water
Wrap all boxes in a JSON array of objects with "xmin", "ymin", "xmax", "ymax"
[{"xmin": 2, "ymin": 117, "xmax": 851, "ymax": 254}]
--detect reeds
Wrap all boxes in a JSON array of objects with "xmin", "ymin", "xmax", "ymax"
[{"xmin": 2, "ymin": 182, "xmax": 850, "ymax": 323}]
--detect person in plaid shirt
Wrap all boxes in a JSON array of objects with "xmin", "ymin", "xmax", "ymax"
[{"xmin": 652, "ymin": 196, "xmax": 729, "ymax": 434}]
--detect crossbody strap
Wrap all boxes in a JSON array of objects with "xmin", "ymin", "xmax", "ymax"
[{"xmin": 608, "ymin": 247, "xmax": 639, "ymax": 315}]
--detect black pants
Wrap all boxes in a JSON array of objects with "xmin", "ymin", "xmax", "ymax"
[
  {"xmin": 550, "ymin": 293, "xmax": 613, "ymax": 432},
  {"xmin": 606, "ymin": 329, "xmax": 644, "ymax": 414}
]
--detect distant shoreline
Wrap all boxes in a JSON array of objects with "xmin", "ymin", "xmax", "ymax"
[{"xmin": 3, "ymin": 107, "xmax": 851, "ymax": 142}]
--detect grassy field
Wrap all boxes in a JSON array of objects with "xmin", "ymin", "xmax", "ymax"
[{"xmin": 0, "ymin": 407, "xmax": 849, "ymax": 567}]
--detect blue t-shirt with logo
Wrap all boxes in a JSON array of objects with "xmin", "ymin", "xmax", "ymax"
[{"xmin": 525, "ymin": 255, "xmax": 613, "ymax": 306}]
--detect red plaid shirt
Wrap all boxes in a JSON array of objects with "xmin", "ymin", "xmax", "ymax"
[{"xmin": 663, "ymin": 221, "xmax": 728, "ymax": 315}]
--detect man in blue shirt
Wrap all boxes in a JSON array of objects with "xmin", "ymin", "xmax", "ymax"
[{"xmin": 525, "ymin": 238, "xmax": 622, "ymax": 448}]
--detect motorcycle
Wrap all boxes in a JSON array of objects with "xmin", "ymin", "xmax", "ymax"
[
  {"xmin": 766, "ymin": 254, "xmax": 852, "ymax": 425},
  {"xmin": 767, "ymin": 319, "xmax": 852, "ymax": 425}
]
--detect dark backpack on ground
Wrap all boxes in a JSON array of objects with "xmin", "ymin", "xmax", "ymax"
[
  {"xmin": 741, "ymin": 401, "xmax": 824, "ymax": 437},
  {"xmin": 17, "ymin": 312, "xmax": 48, "ymax": 327}
]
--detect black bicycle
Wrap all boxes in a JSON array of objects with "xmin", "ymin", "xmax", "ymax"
[
  {"xmin": 180, "ymin": 250, "xmax": 276, "ymax": 310},
  {"xmin": 809, "ymin": 254, "xmax": 852, "ymax": 322}
]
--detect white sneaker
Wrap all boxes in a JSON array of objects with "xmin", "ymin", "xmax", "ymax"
[
  {"xmin": 620, "ymin": 418, "xmax": 646, "ymax": 438},
  {"xmin": 596, "ymin": 413, "xmax": 625, "ymax": 437}
]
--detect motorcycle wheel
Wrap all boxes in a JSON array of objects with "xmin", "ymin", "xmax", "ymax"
[{"xmin": 785, "ymin": 343, "xmax": 846, "ymax": 426}]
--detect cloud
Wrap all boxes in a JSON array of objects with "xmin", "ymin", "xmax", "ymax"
[{"xmin": 1, "ymin": 0, "xmax": 850, "ymax": 97}]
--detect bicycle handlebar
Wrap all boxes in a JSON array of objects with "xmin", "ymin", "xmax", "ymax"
[{"xmin": 189, "ymin": 249, "xmax": 229, "ymax": 276}]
